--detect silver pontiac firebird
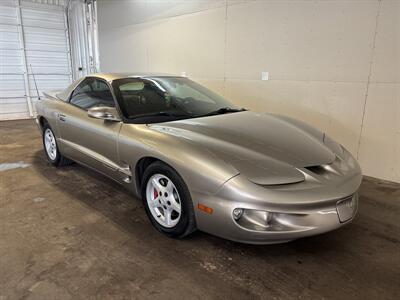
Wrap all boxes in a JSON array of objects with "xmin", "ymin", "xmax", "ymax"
[{"xmin": 35, "ymin": 73, "xmax": 362, "ymax": 244}]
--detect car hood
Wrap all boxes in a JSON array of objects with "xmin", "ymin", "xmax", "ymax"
[{"xmin": 149, "ymin": 111, "xmax": 336, "ymax": 185}]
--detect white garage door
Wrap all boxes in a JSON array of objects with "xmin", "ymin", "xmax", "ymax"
[{"xmin": 0, "ymin": 0, "xmax": 71, "ymax": 120}]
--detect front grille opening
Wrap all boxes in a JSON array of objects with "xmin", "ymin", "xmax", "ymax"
[{"xmin": 304, "ymin": 165, "xmax": 326, "ymax": 175}]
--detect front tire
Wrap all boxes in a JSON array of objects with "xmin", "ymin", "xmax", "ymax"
[
  {"xmin": 42, "ymin": 122, "xmax": 73, "ymax": 167},
  {"xmin": 141, "ymin": 161, "xmax": 196, "ymax": 238}
]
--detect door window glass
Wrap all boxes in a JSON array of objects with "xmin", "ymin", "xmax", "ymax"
[{"xmin": 70, "ymin": 78, "xmax": 115, "ymax": 110}]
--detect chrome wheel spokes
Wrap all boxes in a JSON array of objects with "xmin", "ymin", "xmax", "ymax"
[{"xmin": 146, "ymin": 174, "xmax": 181, "ymax": 228}]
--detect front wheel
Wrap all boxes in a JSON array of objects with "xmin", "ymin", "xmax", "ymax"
[
  {"xmin": 141, "ymin": 161, "xmax": 196, "ymax": 238},
  {"xmin": 42, "ymin": 122, "xmax": 73, "ymax": 167}
]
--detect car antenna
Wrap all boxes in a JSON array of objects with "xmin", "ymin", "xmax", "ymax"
[{"xmin": 30, "ymin": 64, "xmax": 40, "ymax": 100}]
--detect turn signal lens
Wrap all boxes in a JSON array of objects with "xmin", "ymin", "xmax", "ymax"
[
  {"xmin": 232, "ymin": 208, "xmax": 244, "ymax": 220},
  {"xmin": 198, "ymin": 203, "xmax": 213, "ymax": 214}
]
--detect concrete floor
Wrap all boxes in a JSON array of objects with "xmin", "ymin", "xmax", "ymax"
[{"xmin": 0, "ymin": 119, "xmax": 399, "ymax": 300}]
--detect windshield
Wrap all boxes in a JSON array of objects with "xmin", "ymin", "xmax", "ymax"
[{"xmin": 112, "ymin": 77, "xmax": 242, "ymax": 123}]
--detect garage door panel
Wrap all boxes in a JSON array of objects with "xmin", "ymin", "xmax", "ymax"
[
  {"xmin": 28, "ymin": 74, "xmax": 70, "ymax": 97},
  {"xmin": 0, "ymin": 40, "xmax": 20, "ymax": 50},
  {"xmin": 26, "ymin": 52, "xmax": 68, "ymax": 61},
  {"xmin": 0, "ymin": 49, "xmax": 23, "ymax": 73},
  {"xmin": 25, "ymin": 50, "xmax": 70, "ymax": 74},
  {"xmin": 0, "ymin": 31, "xmax": 19, "ymax": 43},
  {"xmin": 0, "ymin": 23, "xmax": 18, "ymax": 30},
  {"xmin": 0, "ymin": 64, "xmax": 24, "ymax": 73},
  {"xmin": 0, "ymin": 49, "xmax": 23, "ymax": 68},
  {"xmin": 0, "ymin": 0, "xmax": 16, "ymax": 6},
  {"xmin": 0, "ymin": 3, "xmax": 24, "ymax": 120},
  {"xmin": 24, "ymin": 41, "xmax": 67, "ymax": 52},
  {"xmin": 0, "ymin": 23, "xmax": 19, "ymax": 36},
  {"xmin": 0, "ymin": 74, "xmax": 25, "ymax": 88},
  {"xmin": 0, "ymin": 24, "xmax": 20, "ymax": 51},
  {"xmin": 0, "ymin": 5, "xmax": 17, "ymax": 25},
  {"xmin": 24, "ymin": 23, "xmax": 68, "ymax": 53},
  {"xmin": 21, "ymin": 8, "xmax": 65, "ymax": 30},
  {"xmin": 0, "ymin": 1, "xmax": 72, "ymax": 120},
  {"xmin": 1, "ymin": 56, "xmax": 23, "ymax": 66},
  {"xmin": 26, "ymin": 54, "xmax": 69, "ymax": 69},
  {"xmin": 24, "ymin": 36, "xmax": 68, "ymax": 50},
  {"xmin": 27, "ymin": 64, "xmax": 69, "ymax": 74},
  {"xmin": 0, "ymin": 99, "xmax": 28, "ymax": 113},
  {"xmin": 1, "ymin": 89, "xmax": 26, "ymax": 97},
  {"xmin": 0, "ymin": 112, "xmax": 30, "ymax": 119},
  {"xmin": 29, "ymin": 74, "xmax": 71, "ymax": 89},
  {"xmin": 24, "ymin": 26, "xmax": 67, "ymax": 43},
  {"xmin": 0, "ymin": 107, "xmax": 27, "ymax": 120},
  {"xmin": 25, "ymin": 49, "xmax": 66, "ymax": 59},
  {"xmin": 1, "ymin": 97, "xmax": 27, "ymax": 105},
  {"xmin": 0, "ymin": 74, "xmax": 25, "ymax": 98}
]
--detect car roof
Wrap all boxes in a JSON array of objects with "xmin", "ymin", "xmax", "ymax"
[{"xmin": 87, "ymin": 72, "xmax": 181, "ymax": 82}]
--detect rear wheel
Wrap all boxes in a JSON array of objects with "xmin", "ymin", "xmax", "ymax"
[
  {"xmin": 141, "ymin": 161, "xmax": 196, "ymax": 238},
  {"xmin": 42, "ymin": 122, "xmax": 73, "ymax": 167}
]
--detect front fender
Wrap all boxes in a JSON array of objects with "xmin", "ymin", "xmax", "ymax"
[{"xmin": 118, "ymin": 124, "xmax": 240, "ymax": 197}]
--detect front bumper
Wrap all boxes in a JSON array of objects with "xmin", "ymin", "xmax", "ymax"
[
  {"xmin": 194, "ymin": 181, "xmax": 359, "ymax": 244},
  {"xmin": 192, "ymin": 153, "xmax": 362, "ymax": 244}
]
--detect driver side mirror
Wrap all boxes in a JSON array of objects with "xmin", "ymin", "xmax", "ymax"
[{"xmin": 88, "ymin": 106, "xmax": 121, "ymax": 122}]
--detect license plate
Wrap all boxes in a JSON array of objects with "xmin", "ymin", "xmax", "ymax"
[{"xmin": 336, "ymin": 194, "xmax": 357, "ymax": 222}]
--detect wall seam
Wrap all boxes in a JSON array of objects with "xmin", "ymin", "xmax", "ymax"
[
  {"xmin": 356, "ymin": 0, "xmax": 382, "ymax": 160},
  {"xmin": 145, "ymin": 0, "xmax": 149, "ymax": 72},
  {"xmin": 223, "ymin": 0, "xmax": 228, "ymax": 96}
]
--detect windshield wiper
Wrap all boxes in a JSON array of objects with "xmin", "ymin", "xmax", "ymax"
[
  {"xmin": 130, "ymin": 111, "xmax": 192, "ymax": 119},
  {"xmin": 198, "ymin": 107, "xmax": 246, "ymax": 117}
]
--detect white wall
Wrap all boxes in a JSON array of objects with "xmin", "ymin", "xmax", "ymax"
[{"xmin": 98, "ymin": 0, "xmax": 400, "ymax": 183}]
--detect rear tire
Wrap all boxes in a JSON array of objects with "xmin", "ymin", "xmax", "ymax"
[
  {"xmin": 42, "ymin": 122, "xmax": 73, "ymax": 167},
  {"xmin": 141, "ymin": 161, "xmax": 196, "ymax": 238}
]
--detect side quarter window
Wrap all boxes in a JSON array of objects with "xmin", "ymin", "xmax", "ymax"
[{"xmin": 70, "ymin": 78, "xmax": 115, "ymax": 110}]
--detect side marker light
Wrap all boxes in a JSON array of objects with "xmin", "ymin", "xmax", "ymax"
[{"xmin": 198, "ymin": 203, "xmax": 213, "ymax": 214}]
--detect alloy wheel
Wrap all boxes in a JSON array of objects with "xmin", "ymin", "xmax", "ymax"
[
  {"xmin": 44, "ymin": 128, "xmax": 57, "ymax": 161},
  {"xmin": 146, "ymin": 174, "xmax": 182, "ymax": 228}
]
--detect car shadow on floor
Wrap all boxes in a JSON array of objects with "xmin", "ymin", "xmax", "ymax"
[{"xmin": 30, "ymin": 150, "xmax": 353, "ymax": 257}]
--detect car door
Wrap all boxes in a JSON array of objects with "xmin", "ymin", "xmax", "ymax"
[{"xmin": 57, "ymin": 77, "xmax": 127, "ymax": 181}]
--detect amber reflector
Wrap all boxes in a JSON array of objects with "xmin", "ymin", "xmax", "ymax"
[{"xmin": 198, "ymin": 203, "xmax": 213, "ymax": 214}]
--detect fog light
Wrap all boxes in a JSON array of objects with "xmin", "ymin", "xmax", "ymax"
[
  {"xmin": 233, "ymin": 209, "xmax": 275, "ymax": 231},
  {"xmin": 232, "ymin": 208, "xmax": 244, "ymax": 220}
]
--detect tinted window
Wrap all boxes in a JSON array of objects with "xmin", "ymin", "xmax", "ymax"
[
  {"xmin": 70, "ymin": 78, "xmax": 115, "ymax": 110},
  {"xmin": 116, "ymin": 80, "xmax": 170, "ymax": 117},
  {"xmin": 112, "ymin": 77, "xmax": 238, "ymax": 122}
]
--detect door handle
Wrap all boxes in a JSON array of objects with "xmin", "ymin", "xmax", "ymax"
[{"xmin": 58, "ymin": 113, "xmax": 66, "ymax": 122}]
